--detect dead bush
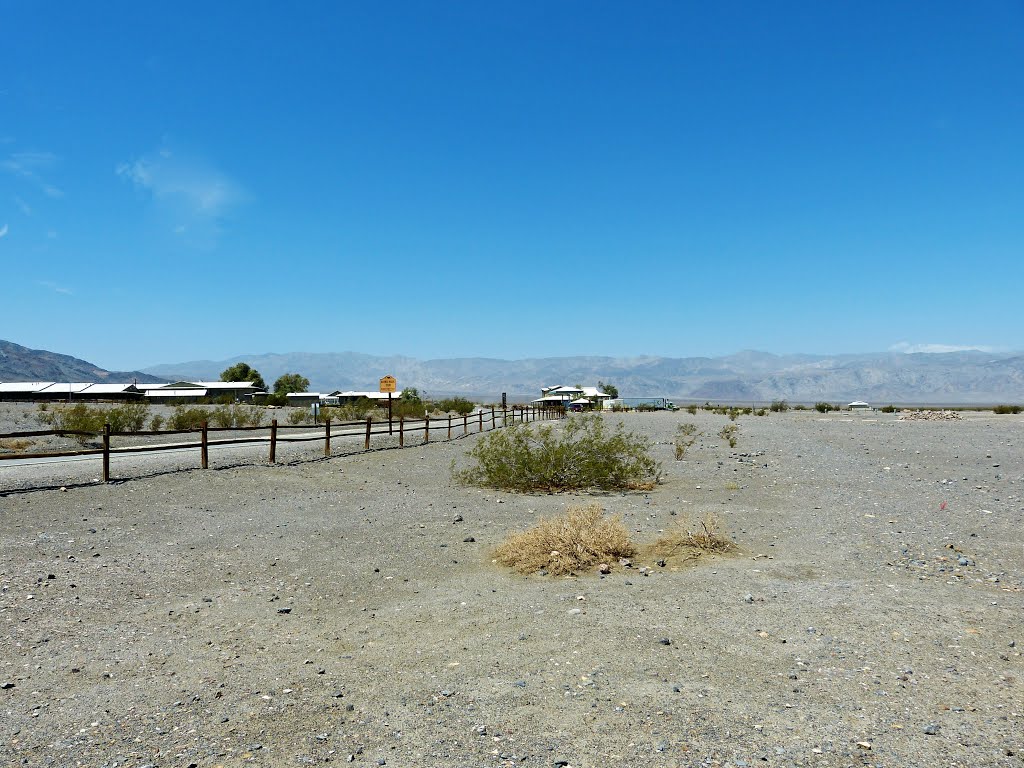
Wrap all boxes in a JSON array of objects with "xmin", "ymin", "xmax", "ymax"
[
  {"xmin": 492, "ymin": 504, "xmax": 637, "ymax": 576},
  {"xmin": 0, "ymin": 438, "xmax": 36, "ymax": 452},
  {"xmin": 648, "ymin": 514, "xmax": 736, "ymax": 560}
]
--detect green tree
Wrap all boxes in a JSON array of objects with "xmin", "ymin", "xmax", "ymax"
[
  {"xmin": 273, "ymin": 373, "xmax": 310, "ymax": 395},
  {"xmin": 220, "ymin": 362, "xmax": 266, "ymax": 391},
  {"xmin": 399, "ymin": 387, "xmax": 422, "ymax": 403},
  {"xmin": 597, "ymin": 381, "xmax": 619, "ymax": 398}
]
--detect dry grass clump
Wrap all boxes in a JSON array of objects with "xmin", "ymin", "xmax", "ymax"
[
  {"xmin": 492, "ymin": 504, "xmax": 636, "ymax": 576},
  {"xmin": 0, "ymin": 438, "xmax": 36, "ymax": 452},
  {"xmin": 648, "ymin": 514, "xmax": 737, "ymax": 560}
]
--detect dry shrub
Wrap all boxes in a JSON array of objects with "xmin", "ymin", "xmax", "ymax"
[
  {"xmin": 648, "ymin": 514, "xmax": 736, "ymax": 561},
  {"xmin": 493, "ymin": 503, "xmax": 637, "ymax": 576},
  {"xmin": 0, "ymin": 438, "xmax": 36, "ymax": 452}
]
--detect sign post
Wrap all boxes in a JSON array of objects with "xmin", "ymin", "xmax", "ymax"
[{"xmin": 380, "ymin": 375, "xmax": 397, "ymax": 435}]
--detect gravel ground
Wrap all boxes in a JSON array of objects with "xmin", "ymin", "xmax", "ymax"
[{"xmin": 0, "ymin": 410, "xmax": 1021, "ymax": 768}]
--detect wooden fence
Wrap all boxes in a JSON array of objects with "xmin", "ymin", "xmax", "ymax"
[{"xmin": 0, "ymin": 406, "xmax": 561, "ymax": 484}]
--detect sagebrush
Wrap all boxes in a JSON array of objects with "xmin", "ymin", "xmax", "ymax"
[{"xmin": 454, "ymin": 412, "xmax": 660, "ymax": 492}]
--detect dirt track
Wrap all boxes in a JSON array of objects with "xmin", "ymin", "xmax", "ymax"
[{"xmin": 0, "ymin": 410, "xmax": 1021, "ymax": 767}]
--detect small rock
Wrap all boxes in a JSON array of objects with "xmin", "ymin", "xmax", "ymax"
[
  {"xmin": 743, "ymin": 593, "xmax": 755, "ymax": 603},
  {"xmin": 924, "ymin": 723, "xmax": 940, "ymax": 735},
  {"xmin": 598, "ymin": 563, "xmax": 611, "ymax": 574},
  {"xmin": 1, "ymin": 682, "xmax": 14, "ymax": 690},
  {"xmin": 463, "ymin": 536, "xmax": 475, "ymax": 543},
  {"xmin": 277, "ymin": 607, "xmax": 292, "ymax": 614},
  {"xmin": 658, "ymin": 637, "xmax": 672, "ymax": 646},
  {"xmin": 453, "ymin": 514, "xmax": 463, "ymax": 523}
]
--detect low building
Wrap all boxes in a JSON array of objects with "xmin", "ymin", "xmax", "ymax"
[{"xmin": 848, "ymin": 401, "xmax": 872, "ymax": 411}]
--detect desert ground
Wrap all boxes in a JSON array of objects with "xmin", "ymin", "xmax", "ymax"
[{"xmin": 0, "ymin": 407, "xmax": 1021, "ymax": 767}]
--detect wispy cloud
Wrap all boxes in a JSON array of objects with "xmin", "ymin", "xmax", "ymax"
[
  {"xmin": 890, "ymin": 342, "xmax": 996, "ymax": 354},
  {"xmin": 117, "ymin": 147, "xmax": 245, "ymax": 235},
  {"xmin": 38, "ymin": 280, "xmax": 73, "ymax": 295},
  {"xmin": 2, "ymin": 151, "xmax": 64, "ymax": 198},
  {"xmin": 0, "ymin": 223, "xmax": 7, "ymax": 239},
  {"xmin": 14, "ymin": 196, "xmax": 32, "ymax": 216}
]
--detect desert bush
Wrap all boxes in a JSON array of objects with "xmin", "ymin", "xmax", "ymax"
[
  {"xmin": 433, "ymin": 397, "xmax": 476, "ymax": 416},
  {"xmin": 105, "ymin": 402, "xmax": 150, "ymax": 433},
  {"xmin": 792, "ymin": 404, "xmax": 808, "ymax": 411},
  {"xmin": 455, "ymin": 412, "xmax": 660, "ymax": 492},
  {"xmin": 149, "ymin": 414, "xmax": 165, "ymax": 431},
  {"xmin": 718, "ymin": 423, "xmax": 739, "ymax": 448},
  {"xmin": 287, "ymin": 408, "xmax": 313, "ymax": 425},
  {"xmin": 754, "ymin": 408, "xmax": 768, "ymax": 416},
  {"xmin": 36, "ymin": 403, "xmax": 104, "ymax": 443},
  {"xmin": 686, "ymin": 404, "xmax": 698, "ymax": 415},
  {"xmin": 814, "ymin": 402, "xmax": 838, "ymax": 413},
  {"xmin": 993, "ymin": 404, "xmax": 1022, "ymax": 414},
  {"xmin": 674, "ymin": 423, "xmax": 700, "ymax": 460},
  {"xmin": 167, "ymin": 405, "xmax": 211, "ymax": 431},
  {"xmin": 0, "ymin": 438, "xmax": 37, "ymax": 452},
  {"xmin": 648, "ymin": 514, "xmax": 736, "ymax": 559},
  {"xmin": 635, "ymin": 403, "xmax": 658, "ymax": 412},
  {"xmin": 880, "ymin": 404, "xmax": 896, "ymax": 413},
  {"xmin": 492, "ymin": 503, "xmax": 636, "ymax": 575},
  {"xmin": 769, "ymin": 400, "xmax": 789, "ymax": 412},
  {"xmin": 320, "ymin": 399, "xmax": 376, "ymax": 422}
]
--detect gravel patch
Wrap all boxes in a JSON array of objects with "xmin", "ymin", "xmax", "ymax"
[{"xmin": 0, "ymin": 410, "xmax": 1021, "ymax": 767}]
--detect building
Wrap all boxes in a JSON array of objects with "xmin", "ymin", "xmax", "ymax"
[
  {"xmin": 0, "ymin": 382, "xmax": 143, "ymax": 402},
  {"xmin": 532, "ymin": 385, "xmax": 614, "ymax": 409}
]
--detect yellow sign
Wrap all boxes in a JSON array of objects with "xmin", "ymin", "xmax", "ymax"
[{"xmin": 379, "ymin": 375, "xmax": 397, "ymax": 393}]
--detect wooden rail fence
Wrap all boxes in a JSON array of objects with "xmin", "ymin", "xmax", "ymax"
[{"xmin": 0, "ymin": 406, "xmax": 562, "ymax": 485}]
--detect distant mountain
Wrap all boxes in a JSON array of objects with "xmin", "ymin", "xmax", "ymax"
[
  {"xmin": 0, "ymin": 340, "xmax": 167, "ymax": 384},
  {"xmin": 143, "ymin": 348, "xmax": 1024, "ymax": 404}
]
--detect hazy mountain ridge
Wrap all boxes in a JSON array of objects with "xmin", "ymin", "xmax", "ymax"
[
  {"xmin": 0, "ymin": 340, "xmax": 166, "ymax": 384},
  {"xmin": 142, "ymin": 349, "xmax": 1024, "ymax": 403}
]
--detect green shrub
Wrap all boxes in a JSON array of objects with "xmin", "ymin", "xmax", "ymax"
[
  {"xmin": 287, "ymin": 408, "xmax": 312, "ymax": 425},
  {"xmin": 674, "ymin": 423, "xmax": 700, "ymax": 460},
  {"xmin": 993, "ymin": 404, "xmax": 1022, "ymax": 414},
  {"xmin": 727, "ymin": 407, "xmax": 742, "ymax": 421},
  {"xmin": 769, "ymin": 400, "xmax": 789, "ymax": 412},
  {"xmin": 880, "ymin": 404, "xmax": 897, "ymax": 413},
  {"xmin": 167, "ymin": 405, "xmax": 210, "ymax": 431},
  {"xmin": 792, "ymin": 404, "xmax": 809, "ymax": 411},
  {"xmin": 455, "ymin": 413, "xmax": 660, "ymax": 492},
  {"xmin": 433, "ymin": 397, "xmax": 476, "ymax": 416},
  {"xmin": 718, "ymin": 423, "xmax": 739, "ymax": 449},
  {"xmin": 686, "ymin": 404, "xmax": 698, "ymax": 415},
  {"xmin": 814, "ymin": 402, "xmax": 839, "ymax": 413},
  {"xmin": 149, "ymin": 414, "xmax": 165, "ymax": 431},
  {"xmin": 37, "ymin": 403, "xmax": 103, "ymax": 443},
  {"xmin": 754, "ymin": 408, "xmax": 768, "ymax": 416},
  {"xmin": 105, "ymin": 402, "xmax": 150, "ymax": 433}
]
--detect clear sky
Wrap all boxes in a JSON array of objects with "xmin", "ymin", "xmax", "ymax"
[{"xmin": 2, "ymin": 1, "xmax": 1022, "ymax": 370}]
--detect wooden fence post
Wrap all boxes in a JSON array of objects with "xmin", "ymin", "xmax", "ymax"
[
  {"xmin": 479, "ymin": 410, "xmax": 483, "ymax": 432},
  {"xmin": 269, "ymin": 419, "xmax": 278, "ymax": 463},
  {"xmin": 201, "ymin": 421, "xmax": 209, "ymax": 469},
  {"xmin": 464, "ymin": 413, "xmax": 468, "ymax": 435},
  {"xmin": 324, "ymin": 418, "xmax": 331, "ymax": 456},
  {"xmin": 102, "ymin": 422, "xmax": 110, "ymax": 483},
  {"xmin": 447, "ymin": 414, "xmax": 452, "ymax": 440},
  {"xmin": 490, "ymin": 405, "xmax": 495, "ymax": 429},
  {"xmin": 364, "ymin": 417, "xmax": 371, "ymax": 450},
  {"xmin": 399, "ymin": 417, "xmax": 405, "ymax": 447},
  {"xmin": 424, "ymin": 414, "xmax": 430, "ymax": 444}
]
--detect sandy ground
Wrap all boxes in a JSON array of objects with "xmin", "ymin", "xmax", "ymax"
[{"xmin": 0, "ymin": 410, "xmax": 1021, "ymax": 768}]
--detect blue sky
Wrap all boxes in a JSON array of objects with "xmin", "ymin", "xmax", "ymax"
[{"xmin": 2, "ymin": 1, "xmax": 1022, "ymax": 370}]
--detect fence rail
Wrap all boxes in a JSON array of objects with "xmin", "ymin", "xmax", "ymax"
[{"xmin": 0, "ymin": 406, "xmax": 562, "ymax": 484}]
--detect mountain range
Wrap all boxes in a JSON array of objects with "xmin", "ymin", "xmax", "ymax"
[
  {"xmin": 3, "ymin": 340, "xmax": 1022, "ymax": 404},
  {"xmin": 141, "ymin": 348, "xmax": 1024, "ymax": 404},
  {"xmin": 0, "ymin": 340, "xmax": 166, "ymax": 384}
]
